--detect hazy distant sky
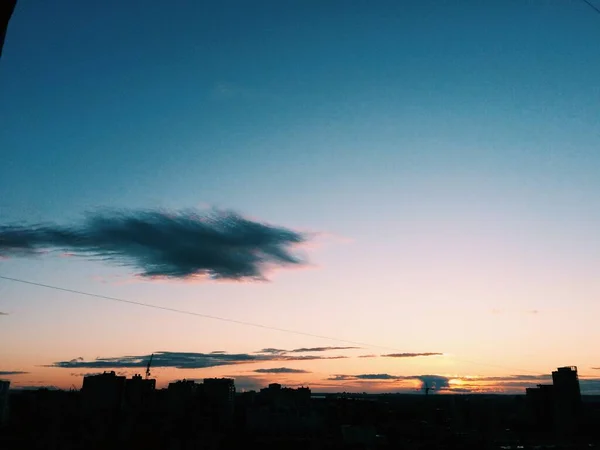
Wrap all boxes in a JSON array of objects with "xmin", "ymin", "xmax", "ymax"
[{"xmin": 1, "ymin": 0, "xmax": 600, "ymax": 393}]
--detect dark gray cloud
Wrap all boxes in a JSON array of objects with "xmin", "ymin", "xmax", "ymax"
[
  {"xmin": 417, "ymin": 375, "xmax": 450, "ymax": 390},
  {"xmin": 50, "ymin": 352, "xmax": 258, "ymax": 369},
  {"xmin": 358, "ymin": 354, "xmax": 377, "ymax": 358},
  {"xmin": 355, "ymin": 374, "xmax": 397, "ymax": 380},
  {"xmin": 0, "ymin": 370, "xmax": 29, "ymax": 376},
  {"xmin": 257, "ymin": 348, "xmax": 287, "ymax": 355},
  {"xmin": 253, "ymin": 367, "xmax": 311, "ymax": 374},
  {"xmin": 0, "ymin": 312, "xmax": 8, "ymax": 315},
  {"xmin": 289, "ymin": 346, "xmax": 359, "ymax": 353},
  {"xmin": 327, "ymin": 374, "xmax": 395, "ymax": 382},
  {"xmin": 327, "ymin": 374, "xmax": 406, "ymax": 382},
  {"xmin": 382, "ymin": 353, "xmax": 443, "ymax": 358},
  {"xmin": 0, "ymin": 208, "xmax": 308, "ymax": 280},
  {"xmin": 49, "ymin": 350, "xmax": 347, "ymax": 370},
  {"xmin": 279, "ymin": 355, "xmax": 348, "ymax": 361}
]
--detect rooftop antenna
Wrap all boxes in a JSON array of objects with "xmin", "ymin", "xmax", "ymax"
[{"xmin": 145, "ymin": 353, "xmax": 154, "ymax": 380}]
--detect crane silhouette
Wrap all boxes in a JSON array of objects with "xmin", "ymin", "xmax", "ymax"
[{"xmin": 145, "ymin": 353, "xmax": 154, "ymax": 380}]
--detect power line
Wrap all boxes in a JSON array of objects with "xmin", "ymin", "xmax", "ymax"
[
  {"xmin": 0, "ymin": 275, "xmax": 399, "ymax": 352},
  {"xmin": 581, "ymin": 0, "xmax": 600, "ymax": 15},
  {"xmin": 0, "ymin": 274, "xmax": 545, "ymax": 375}
]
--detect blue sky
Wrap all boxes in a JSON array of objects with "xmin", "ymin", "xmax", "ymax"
[{"xmin": 1, "ymin": 0, "xmax": 600, "ymax": 392}]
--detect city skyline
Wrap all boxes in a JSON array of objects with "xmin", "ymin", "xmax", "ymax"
[
  {"xmin": 4, "ymin": 339, "xmax": 600, "ymax": 395},
  {"xmin": 3, "ymin": 356, "xmax": 599, "ymax": 397},
  {"xmin": 2, "ymin": 0, "xmax": 600, "ymax": 395}
]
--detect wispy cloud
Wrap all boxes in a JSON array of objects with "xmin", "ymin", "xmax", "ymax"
[
  {"xmin": 69, "ymin": 372, "xmax": 103, "ymax": 377},
  {"xmin": 278, "ymin": 355, "xmax": 349, "ymax": 361},
  {"xmin": 257, "ymin": 346, "xmax": 359, "ymax": 355},
  {"xmin": 326, "ymin": 375, "xmax": 353, "ymax": 381},
  {"xmin": 325, "ymin": 373, "xmax": 450, "ymax": 391},
  {"xmin": 0, "ymin": 208, "xmax": 309, "ymax": 280},
  {"xmin": 0, "ymin": 312, "xmax": 8, "ymax": 316},
  {"xmin": 257, "ymin": 348, "xmax": 287, "ymax": 355},
  {"xmin": 10, "ymin": 385, "xmax": 59, "ymax": 391},
  {"xmin": 289, "ymin": 346, "xmax": 359, "ymax": 353},
  {"xmin": 358, "ymin": 354, "xmax": 377, "ymax": 358},
  {"xmin": 452, "ymin": 374, "xmax": 600, "ymax": 395},
  {"xmin": 0, "ymin": 370, "xmax": 29, "ymax": 376},
  {"xmin": 327, "ymin": 373, "xmax": 394, "ymax": 382},
  {"xmin": 382, "ymin": 353, "xmax": 443, "ymax": 358},
  {"xmin": 459, "ymin": 374, "xmax": 551, "ymax": 382},
  {"xmin": 253, "ymin": 367, "xmax": 311, "ymax": 374}
]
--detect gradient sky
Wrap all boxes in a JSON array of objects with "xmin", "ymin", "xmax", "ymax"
[{"xmin": 1, "ymin": 0, "xmax": 600, "ymax": 394}]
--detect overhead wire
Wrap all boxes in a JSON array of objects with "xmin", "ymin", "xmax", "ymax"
[
  {"xmin": 0, "ymin": 275, "xmax": 400, "ymax": 352},
  {"xmin": 0, "ymin": 274, "xmax": 546, "ymax": 375},
  {"xmin": 580, "ymin": 0, "xmax": 600, "ymax": 15}
]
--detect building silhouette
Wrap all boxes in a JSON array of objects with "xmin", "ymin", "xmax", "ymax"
[
  {"xmin": 80, "ymin": 370, "xmax": 161, "ymax": 446},
  {"xmin": 82, "ymin": 371, "xmax": 126, "ymax": 413},
  {"xmin": 123, "ymin": 374, "xmax": 156, "ymax": 410},
  {"xmin": 552, "ymin": 366, "xmax": 582, "ymax": 434},
  {"xmin": 525, "ymin": 383, "xmax": 555, "ymax": 431},
  {"xmin": 0, "ymin": 380, "xmax": 9, "ymax": 426},
  {"xmin": 524, "ymin": 366, "xmax": 582, "ymax": 435},
  {"xmin": 247, "ymin": 383, "xmax": 318, "ymax": 434},
  {"xmin": 81, "ymin": 371, "xmax": 127, "ymax": 445},
  {"xmin": 166, "ymin": 379, "xmax": 199, "ymax": 420},
  {"xmin": 258, "ymin": 383, "xmax": 311, "ymax": 409},
  {"xmin": 5, "ymin": 367, "xmax": 600, "ymax": 449},
  {"xmin": 203, "ymin": 378, "xmax": 235, "ymax": 428}
]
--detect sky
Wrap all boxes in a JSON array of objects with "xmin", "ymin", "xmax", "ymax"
[{"xmin": 1, "ymin": 0, "xmax": 600, "ymax": 394}]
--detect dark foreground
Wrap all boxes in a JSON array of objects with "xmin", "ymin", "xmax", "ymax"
[{"xmin": 2, "ymin": 387, "xmax": 600, "ymax": 449}]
